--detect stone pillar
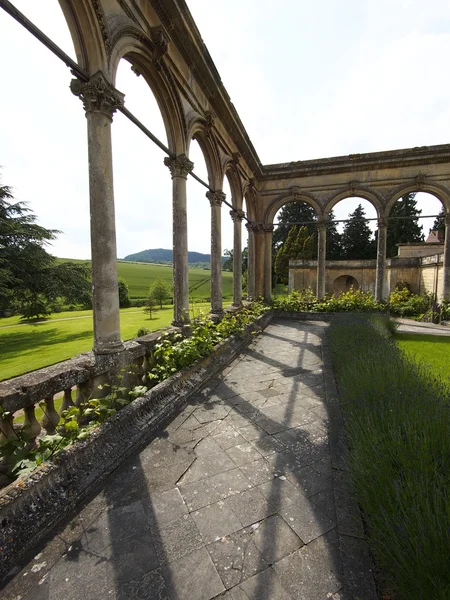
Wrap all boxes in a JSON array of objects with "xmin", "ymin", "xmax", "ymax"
[
  {"xmin": 207, "ymin": 190, "xmax": 226, "ymax": 316},
  {"xmin": 253, "ymin": 224, "xmax": 265, "ymax": 297},
  {"xmin": 263, "ymin": 224, "xmax": 274, "ymax": 302},
  {"xmin": 71, "ymin": 72, "xmax": 124, "ymax": 354},
  {"xmin": 375, "ymin": 218, "xmax": 388, "ymax": 302},
  {"xmin": 230, "ymin": 209, "xmax": 245, "ymax": 307},
  {"xmin": 443, "ymin": 213, "xmax": 450, "ymax": 300},
  {"xmin": 245, "ymin": 222, "xmax": 256, "ymax": 299},
  {"xmin": 316, "ymin": 221, "xmax": 327, "ymax": 300},
  {"xmin": 164, "ymin": 154, "xmax": 194, "ymax": 325}
]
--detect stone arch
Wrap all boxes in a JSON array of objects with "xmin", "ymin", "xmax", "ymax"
[
  {"xmin": 243, "ymin": 184, "xmax": 257, "ymax": 223},
  {"xmin": 385, "ymin": 183, "xmax": 450, "ymax": 216},
  {"xmin": 325, "ymin": 188, "xmax": 384, "ymax": 219},
  {"xmin": 108, "ymin": 31, "xmax": 186, "ymax": 154},
  {"xmin": 58, "ymin": 0, "xmax": 107, "ymax": 73},
  {"xmin": 224, "ymin": 165, "xmax": 243, "ymax": 210},
  {"xmin": 264, "ymin": 192, "xmax": 323, "ymax": 226},
  {"xmin": 332, "ymin": 275, "xmax": 359, "ymax": 296},
  {"xmin": 188, "ymin": 126, "xmax": 222, "ymax": 190}
]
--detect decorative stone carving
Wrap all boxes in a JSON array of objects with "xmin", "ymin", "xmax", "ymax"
[
  {"xmin": 207, "ymin": 190, "xmax": 225, "ymax": 207},
  {"xmin": 151, "ymin": 26, "xmax": 169, "ymax": 70},
  {"xmin": 131, "ymin": 65, "xmax": 141, "ymax": 77},
  {"xmin": 263, "ymin": 224, "xmax": 274, "ymax": 233},
  {"xmin": 164, "ymin": 154, "xmax": 194, "ymax": 178},
  {"xmin": 348, "ymin": 180, "xmax": 359, "ymax": 194},
  {"xmin": 378, "ymin": 218, "xmax": 388, "ymax": 229},
  {"xmin": 205, "ymin": 111, "xmax": 216, "ymax": 137},
  {"xmin": 232, "ymin": 152, "xmax": 241, "ymax": 166},
  {"xmin": 70, "ymin": 71, "xmax": 124, "ymax": 118},
  {"xmin": 230, "ymin": 209, "xmax": 245, "ymax": 222},
  {"xmin": 415, "ymin": 172, "xmax": 426, "ymax": 189},
  {"xmin": 246, "ymin": 222, "xmax": 265, "ymax": 234},
  {"xmin": 317, "ymin": 220, "xmax": 328, "ymax": 231},
  {"xmin": 92, "ymin": 0, "xmax": 110, "ymax": 51}
]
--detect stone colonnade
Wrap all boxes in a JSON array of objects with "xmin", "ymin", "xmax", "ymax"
[{"xmin": 71, "ymin": 71, "xmax": 249, "ymax": 354}]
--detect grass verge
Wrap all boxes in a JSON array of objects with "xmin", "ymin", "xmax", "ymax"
[
  {"xmin": 395, "ymin": 332, "xmax": 450, "ymax": 381},
  {"xmin": 328, "ymin": 315, "xmax": 450, "ymax": 599}
]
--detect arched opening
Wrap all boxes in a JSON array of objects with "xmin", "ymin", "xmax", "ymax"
[
  {"xmin": 273, "ymin": 200, "xmax": 318, "ymax": 294},
  {"xmin": 222, "ymin": 174, "xmax": 236, "ymax": 304},
  {"xmin": 332, "ymin": 275, "xmax": 359, "ymax": 296},
  {"xmin": 327, "ymin": 196, "xmax": 378, "ymax": 260}
]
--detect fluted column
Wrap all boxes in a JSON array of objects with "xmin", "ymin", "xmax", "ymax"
[
  {"xmin": 245, "ymin": 222, "xmax": 256, "ymax": 299},
  {"xmin": 316, "ymin": 221, "xmax": 327, "ymax": 300},
  {"xmin": 375, "ymin": 218, "xmax": 388, "ymax": 302},
  {"xmin": 164, "ymin": 154, "xmax": 194, "ymax": 325},
  {"xmin": 443, "ymin": 213, "xmax": 450, "ymax": 300},
  {"xmin": 230, "ymin": 209, "xmax": 245, "ymax": 307},
  {"xmin": 71, "ymin": 72, "xmax": 124, "ymax": 354},
  {"xmin": 207, "ymin": 190, "xmax": 226, "ymax": 316},
  {"xmin": 263, "ymin": 224, "xmax": 274, "ymax": 302}
]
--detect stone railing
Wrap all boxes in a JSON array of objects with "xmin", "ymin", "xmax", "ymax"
[{"xmin": 0, "ymin": 328, "xmax": 181, "ymax": 484}]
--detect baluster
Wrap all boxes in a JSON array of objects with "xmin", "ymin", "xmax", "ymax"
[
  {"xmin": 23, "ymin": 405, "xmax": 41, "ymax": 443},
  {"xmin": 142, "ymin": 352, "xmax": 151, "ymax": 385},
  {"xmin": 41, "ymin": 396, "xmax": 60, "ymax": 434},
  {"xmin": 75, "ymin": 381, "xmax": 90, "ymax": 407},
  {"xmin": 61, "ymin": 388, "xmax": 75, "ymax": 413},
  {"xmin": 0, "ymin": 412, "xmax": 17, "ymax": 443}
]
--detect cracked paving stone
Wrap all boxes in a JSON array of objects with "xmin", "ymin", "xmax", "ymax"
[
  {"xmin": 258, "ymin": 479, "xmax": 335, "ymax": 544},
  {"xmin": 223, "ymin": 487, "xmax": 276, "ymax": 528},
  {"xmin": 225, "ymin": 442, "xmax": 263, "ymax": 466},
  {"xmin": 213, "ymin": 429, "xmax": 249, "ymax": 451},
  {"xmin": 145, "ymin": 487, "xmax": 189, "ymax": 529},
  {"xmin": 152, "ymin": 514, "xmax": 203, "ymax": 563},
  {"xmin": 236, "ymin": 567, "xmax": 293, "ymax": 600},
  {"xmin": 191, "ymin": 500, "xmax": 243, "ymax": 544},
  {"xmin": 249, "ymin": 515, "xmax": 303, "ymax": 564},
  {"xmin": 239, "ymin": 458, "xmax": 276, "ymax": 486},
  {"xmin": 206, "ymin": 527, "xmax": 268, "ymax": 589},
  {"xmin": 238, "ymin": 422, "xmax": 265, "ymax": 442},
  {"xmin": 103, "ymin": 532, "xmax": 160, "ymax": 586},
  {"xmin": 273, "ymin": 529, "xmax": 342, "ymax": 600},
  {"xmin": 250, "ymin": 435, "xmax": 285, "ymax": 457},
  {"xmin": 163, "ymin": 546, "xmax": 225, "ymax": 600},
  {"xmin": 193, "ymin": 436, "xmax": 224, "ymax": 457},
  {"xmin": 116, "ymin": 567, "xmax": 169, "ymax": 600},
  {"xmin": 178, "ymin": 450, "xmax": 236, "ymax": 485},
  {"xmin": 194, "ymin": 404, "xmax": 232, "ymax": 423},
  {"xmin": 286, "ymin": 464, "xmax": 333, "ymax": 497},
  {"xmin": 178, "ymin": 468, "xmax": 253, "ymax": 511}
]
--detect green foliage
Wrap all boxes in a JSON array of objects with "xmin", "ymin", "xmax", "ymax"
[
  {"xmin": 272, "ymin": 288, "xmax": 317, "ymax": 311},
  {"xmin": 274, "ymin": 226, "xmax": 299, "ymax": 284},
  {"xmin": 149, "ymin": 279, "xmax": 172, "ymax": 308},
  {"xmin": 328, "ymin": 315, "xmax": 450, "ymax": 599},
  {"xmin": 431, "ymin": 206, "xmax": 445, "ymax": 237},
  {"xmin": 272, "ymin": 287, "xmax": 385, "ymax": 313},
  {"xmin": 273, "ymin": 202, "xmax": 317, "ymax": 247},
  {"xmin": 136, "ymin": 327, "xmax": 151, "ymax": 337},
  {"xmin": 341, "ymin": 204, "xmax": 376, "ymax": 259},
  {"xmin": 387, "ymin": 192, "xmax": 424, "ymax": 257},
  {"xmin": 118, "ymin": 277, "xmax": 131, "ymax": 308},
  {"xmin": 389, "ymin": 285, "xmax": 431, "ymax": 317}
]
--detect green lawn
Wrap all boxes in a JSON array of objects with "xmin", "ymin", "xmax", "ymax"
[
  {"xmin": 0, "ymin": 302, "xmax": 222, "ymax": 381},
  {"xmin": 395, "ymin": 332, "xmax": 450, "ymax": 381}
]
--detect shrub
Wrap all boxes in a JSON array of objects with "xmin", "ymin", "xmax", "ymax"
[
  {"xmin": 136, "ymin": 327, "xmax": 150, "ymax": 337},
  {"xmin": 328, "ymin": 315, "xmax": 450, "ymax": 599},
  {"xmin": 389, "ymin": 287, "xmax": 431, "ymax": 317},
  {"xmin": 118, "ymin": 277, "xmax": 131, "ymax": 308}
]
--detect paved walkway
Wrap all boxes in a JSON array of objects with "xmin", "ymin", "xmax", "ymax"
[
  {"xmin": 1, "ymin": 320, "xmax": 376, "ymax": 600},
  {"xmin": 395, "ymin": 317, "xmax": 450, "ymax": 336}
]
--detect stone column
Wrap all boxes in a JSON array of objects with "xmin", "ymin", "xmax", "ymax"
[
  {"xmin": 263, "ymin": 224, "xmax": 274, "ymax": 302},
  {"xmin": 253, "ymin": 224, "xmax": 265, "ymax": 297},
  {"xmin": 207, "ymin": 190, "xmax": 226, "ymax": 316},
  {"xmin": 245, "ymin": 222, "xmax": 256, "ymax": 299},
  {"xmin": 230, "ymin": 209, "xmax": 245, "ymax": 307},
  {"xmin": 164, "ymin": 154, "xmax": 194, "ymax": 325},
  {"xmin": 316, "ymin": 221, "xmax": 327, "ymax": 300},
  {"xmin": 375, "ymin": 218, "xmax": 388, "ymax": 302},
  {"xmin": 71, "ymin": 72, "xmax": 124, "ymax": 354},
  {"xmin": 443, "ymin": 213, "xmax": 450, "ymax": 300}
]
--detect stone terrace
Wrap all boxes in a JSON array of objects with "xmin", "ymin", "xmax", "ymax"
[{"xmin": 1, "ymin": 320, "xmax": 376, "ymax": 600}]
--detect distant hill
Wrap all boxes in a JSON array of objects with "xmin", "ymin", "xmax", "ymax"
[{"xmin": 122, "ymin": 248, "xmax": 226, "ymax": 264}]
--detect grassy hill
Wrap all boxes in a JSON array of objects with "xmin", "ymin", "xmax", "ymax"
[
  {"xmin": 58, "ymin": 258, "xmax": 234, "ymax": 300},
  {"xmin": 122, "ymin": 248, "xmax": 227, "ymax": 265}
]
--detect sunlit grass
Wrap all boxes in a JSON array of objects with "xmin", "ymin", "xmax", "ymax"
[{"xmin": 395, "ymin": 332, "xmax": 450, "ymax": 381}]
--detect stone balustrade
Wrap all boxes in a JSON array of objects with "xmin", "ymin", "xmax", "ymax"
[{"xmin": 0, "ymin": 329, "xmax": 181, "ymax": 485}]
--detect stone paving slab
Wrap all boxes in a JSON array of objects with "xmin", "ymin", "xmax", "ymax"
[{"xmin": 0, "ymin": 320, "xmax": 377, "ymax": 600}]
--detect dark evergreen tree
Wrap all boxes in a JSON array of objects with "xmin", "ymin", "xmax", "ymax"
[
  {"xmin": 273, "ymin": 202, "xmax": 317, "ymax": 248},
  {"xmin": 274, "ymin": 226, "xmax": 298, "ymax": 284},
  {"xmin": 430, "ymin": 206, "xmax": 445, "ymax": 238},
  {"xmin": 326, "ymin": 211, "xmax": 342, "ymax": 259},
  {"xmin": 341, "ymin": 204, "xmax": 376, "ymax": 259},
  {"xmin": 386, "ymin": 193, "xmax": 424, "ymax": 257}
]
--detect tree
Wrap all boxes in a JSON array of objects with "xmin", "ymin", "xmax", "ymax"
[
  {"xmin": 326, "ymin": 211, "xmax": 342, "ymax": 259},
  {"xmin": 149, "ymin": 279, "xmax": 171, "ymax": 308},
  {"xmin": 341, "ymin": 204, "xmax": 376, "ymax": 259},
  {"xmin": 274, "ymin": 226, "xmax": 298, "ymax": 284},
  {"xmin": 273, "ymin": 202, "xmax": 317, "ymax": 248},
  {"xmin": 386, "ymin": 193, "xmax": 424, "ymax": 257},
  {"xmin": 0, "ymin": 177, "xmax": 91, "ymax": 317},
  {"xmin": 430, "ymin": 206, "xmax": 445, "ymax": 238},
  {"xmin": 222, "ymin": 249, "xmax": 233, "ymax": 272},
  {"xmin": 144, "ymin": 293, "xmax": 158, "ymax": 319},
  {"xmin": 118, "ymin": 277, "xmax": 131, "ymax": 308}
]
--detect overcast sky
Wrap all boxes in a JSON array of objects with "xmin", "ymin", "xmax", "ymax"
[{"xmin": 1, "ymin": 1, "xmax": 449, "ymax": 258}]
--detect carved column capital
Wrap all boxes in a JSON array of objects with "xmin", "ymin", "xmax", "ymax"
[
  {"xmin": 263, "ymin": 224, "xmax": 274, "ymax": 233},
  {"xmin": 164, "ymin": 154, "xmax": 194, "ymax": 179},
  {"xmin": 378, "ymin": 217, "xmax": 388, "ymax": 229},
  {"xmin": 317, "ymin": 220, "xmax": 328, "ymax": 232},
  {"xmin": 70, "ymin": 71, "xmax": 124, "ymax": 119},
  {"xmin": 230, "ymin": 209, "xmax": 245, "ymax": 222},
  {"xmin": 207, "ymin": 190, "xmax": 226, "ymax": 207},
  {"xmin": 247, "ymin": 222, "xmax": 265, "ymax": 234}
]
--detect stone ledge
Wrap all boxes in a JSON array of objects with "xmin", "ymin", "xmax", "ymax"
[{"xmin": 0, "ymin": 311, "xmax": 273, "ymax": 582}]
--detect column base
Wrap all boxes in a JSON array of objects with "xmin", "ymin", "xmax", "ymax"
[
  {"xmin": 210, "ymin": 310, "xmax": 224, "ymax": 323},
  {"xmin": 93, "ymin": 339, "xmax": 125, "ymax": 355},
  {"xmin": 172, "ymin": 319, "xmax": 191, "ymax": 328}
]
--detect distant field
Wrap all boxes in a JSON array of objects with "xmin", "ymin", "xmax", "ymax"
[{"xmin": 58, "ymin": 258, "xmax": 234, "ymax": 299}]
